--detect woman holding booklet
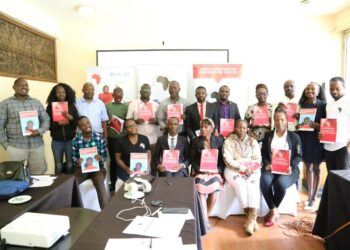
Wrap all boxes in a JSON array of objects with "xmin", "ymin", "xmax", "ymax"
[
  {"xmin": 222, "ymin": 119, "xmax": 262, "ymax": 235},
  {"xmin": 260, "ymin": 108, "xmax": 302, "ymax": 227},
  {"xmin": 297, "ymin": 82, "xmax": 326, "ymax": 210},
  {"xmin": 190, "ymin": 118, "xmax": 224, "ymax": 230},
  {"xmin": 115, "ymin": 119, "xmax": 151, "ymax": 181},
  {"xmin": 244, "ymin": 83, "xmax": 272, "ymax": 143},
  {"xmin": 46, "ymin": 83, "xmax": 79, "ymax": 174}
]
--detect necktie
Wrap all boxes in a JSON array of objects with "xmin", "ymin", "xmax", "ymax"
[
  {"xmin": 170, "ymin": 138, "xmax": 175, "ymax": 149},
  {"xmin": 200, "ymin": 104, "xmax": 204, "ymax": 120}
]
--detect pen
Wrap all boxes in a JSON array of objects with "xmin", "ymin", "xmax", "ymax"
[
  {"xmin": 32, "ymin": 177, "xmax": 39, "ymax": 181},
  {"xmin": 151, "ymin": 207, "xmax": 162, "ymax": 216}
]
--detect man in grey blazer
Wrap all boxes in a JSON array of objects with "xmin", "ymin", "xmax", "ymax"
[
  {"xmin": 152, "ymin": 117, "xmax": 190, "ymax": 177},
  {"xmin": 214, "ymin": 85, "xmax": 241, "ymax": 132},
  {"xmin": 185, "ymin": 86, "xmax": 219, "ymax": 140}
]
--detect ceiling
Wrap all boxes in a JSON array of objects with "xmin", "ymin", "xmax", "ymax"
[{"xmin": 20, "ymin": 0, "xmax": 350, "ymax": 21}]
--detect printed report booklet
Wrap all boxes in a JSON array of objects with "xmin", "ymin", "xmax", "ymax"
[
  {"xmin": 220, "ymin": 118, "xmax": 235, "ymax": 138},
  {"xmin": 271, "ymin": 149, "xmax": 290, "ymax": 175},
  {"xmin": 138, "ymin": 103, "xmax": 154, "ymax": 122},
  {"xmin": 167, "ymin": 104, "xmax": 183, "ymax": 124},
  {"xmin": 162, "ymin": 149, "xmax": 180, "ymax": 172},
  {"xmin": 109, "ymin": 115, "xmax": 124, "ymax": 134},
  {"xmin": 253, "ymin": 106, "xmax": 269, "ymax": 126},
  {"xmin": 52, "ymin": 101, "xmax": 68, "ymax": 122},
  {"xmin": 80, "ymin": 147, "xmax": 100, "ymax": 173},
  {"xmin": 19, "ymin": 110, "xmax": 39, "ymax": 136},
  {"xmin": 130, "ymin": 153, "xmax": 148, "ymax": 175},
  {"xmin": 320, "ymin": 118, "xmax": 337, "ymax": 143},
  {"xmin": 285, "ymin": 103, "xmax": 298, "ymax": 124},
  {"xmin": 199, "ymin": 149, "xmax": 219, "ymax": 173},
  {"xmin": 298, "ymin": 108, "xmax": 317, "ymax": 131}
]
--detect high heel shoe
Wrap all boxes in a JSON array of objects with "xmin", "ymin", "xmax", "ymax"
[{"xmin": 264, "ymin": 214, "xmax": 279, "ymax": 227}]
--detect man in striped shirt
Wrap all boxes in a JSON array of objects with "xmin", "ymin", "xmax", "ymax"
[{"xmin": 0, "ymin": 78, "xmax": 50, "ymax": 174}]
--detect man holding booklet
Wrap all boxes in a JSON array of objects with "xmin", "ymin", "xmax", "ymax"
[
  {"xmin": 157, "ymin": 81, "xmax": 190, "ymax": 136},
  {"xmin": 260, "ymin": 108, "xmax": 302, "ymax": 227},
  {"xmin": 0, "ymin": 78, "xmax": 50, "ymax": 174},
  {"xmin": 105, "ymin": 87, "xmax": 128, "ymax": 191},
  {"xmin": 320, "ymin": 77, "xmax": 350, "ymax": 171},
  {"xmin": 153, "ymin": 117, "xmax": 190, "ymax": 177},
  {"xmin": 72, "ymin": 116, "xmax": 110, "ymax": 209},
  {"xmin": 214, "ymin": 85, "xmax": 241, "ymax": 137}
]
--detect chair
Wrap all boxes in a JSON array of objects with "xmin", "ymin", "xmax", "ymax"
[
  {"xmin": 78, "ymin": 178, "xmax": 108, "ymax": 212},
  {"xmin": 210, "ymin": 183, "xmax": 298, "ymax": 219}
]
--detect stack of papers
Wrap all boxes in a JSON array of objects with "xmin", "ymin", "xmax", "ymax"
[
  {"xmin": 123, "ymin": 216, "xmax": 185, "ymax": 238},
  {"xmin": 30, "ymin": 175, "xmax": 57, "ymax": 188}
]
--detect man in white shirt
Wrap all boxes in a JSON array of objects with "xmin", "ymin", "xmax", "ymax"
[
  {"xmin": 126, "ymin": 83, "xmax": 160, "ymax": 145},
  {"xmin": 271, "ymin": 80, "xmax": 299, "ymax": 131},
  {"xmin": 76, "ymin": 82, "xmax": 109, "ymax": 140},
  {"xmin": 321, "ymin": 77, "xmax": 350, "ymax": 171}
]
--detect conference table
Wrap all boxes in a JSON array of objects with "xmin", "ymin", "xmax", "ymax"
[
  {"xmin": 72, "ymin": 177, "xmax": 207, "ymax": 250},
  {"xmin": 312, "ymin": 170, "xmax": 350, "ymax": 250},
  {"xmin": 0, "ymin": 174, "xmax": 83, "ymax": 228}
]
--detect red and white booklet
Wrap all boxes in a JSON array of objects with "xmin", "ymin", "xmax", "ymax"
[
  {"xmin": 52, "ymin": 101, "xmax": 68, "ymax": 122},
  {"xmin": 320, "ymin": 118, "xmax": 337, "ymax": 143},
  {"xmin": 271, "ymin": 149, "xmax": 290, "ymax": 175},
  {"xmin": 285, "ymin": 103, "xmax": 298, "ymax": 124},
  {"xmin": 109, "ymin": 115, "xmax": 124, "ymax": 134},
  {"xmin": 138, "ymin": 103, "xmax": 154, "ymax": 122},
  {"xmin": 199, "ymin": 149, "xmax": 218, "ymax": 173},
  {"xmin": 79, "ymin": 147, "xmax": 100, "ymax": 173},
  {"xmin": 162, "ymin": 149, "xmax": 180, "ymax": 172},
  {"xmin": 239, "ymin": 161, "xmax": 261, "ymax": 175},
  {"xmin": 220, "ymin": 118, "xmax": 235, "ymax": 138},
  {"xmin": 253, "ymin": 106, "xmax": 269, "ymax": 126},
  {"xmin": 167, "ymin": 104, "xmax": 183, "ymax": 124}
]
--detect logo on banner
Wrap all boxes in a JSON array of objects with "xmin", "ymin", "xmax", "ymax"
[{"xmin": 193, "ymin": 64, "xmax": 242, "ymax": 83}]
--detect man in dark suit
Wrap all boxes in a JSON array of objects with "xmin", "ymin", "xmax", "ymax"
[
  {"xmin": 153, "ymin": 117, "xmax": 190, "ymax": 177},
  {"xmin": 185, "ymin": 86, "xmax": 219, "ymax": 140},
  {"xmin": 214, "ymin": 85, "xmax": 241, "ymax": 132}
]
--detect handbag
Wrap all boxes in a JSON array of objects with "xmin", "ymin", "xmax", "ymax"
[
  {"xmin": 0, "ymin": 160, "xmax": 32, "ymax": 184},
  {"xmin": 0, "ymin": 180, "xmax": 30, "ymax": 200}
]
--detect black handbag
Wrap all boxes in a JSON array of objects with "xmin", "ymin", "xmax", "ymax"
[{"xmin": 0, "ymin": 160, "xmax": 32, "ymax": 184}]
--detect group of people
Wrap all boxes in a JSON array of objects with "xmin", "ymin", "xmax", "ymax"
[{"xmin": 1, "ymin": 77, "xmax": 350, "ymax": 236}]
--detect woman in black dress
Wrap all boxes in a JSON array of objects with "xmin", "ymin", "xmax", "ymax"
[{"xmin": 297, "ymin": 82, "xmax": 326, "ymax": 209}]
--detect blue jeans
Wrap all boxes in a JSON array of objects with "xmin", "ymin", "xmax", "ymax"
[{"xmin": 51, "ymin": 140, "xmax": 73, "ymax": 174}]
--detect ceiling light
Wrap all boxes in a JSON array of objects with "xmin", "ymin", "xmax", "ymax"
[{"xmin": 76, "ymin": 5, "xmax": 96, "ymax": 15}]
